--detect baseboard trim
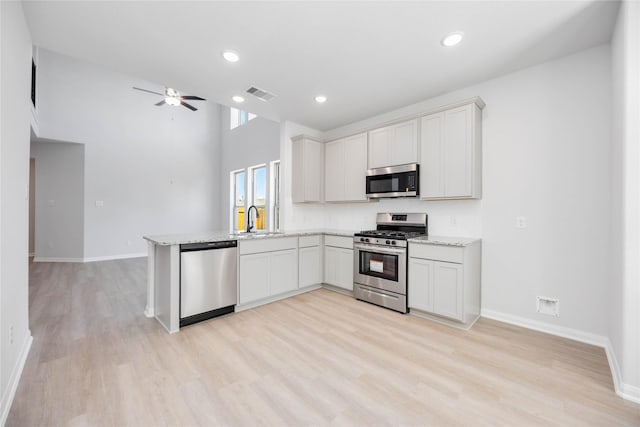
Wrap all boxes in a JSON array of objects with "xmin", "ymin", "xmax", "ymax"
[
  {"xmin": 481, "ymin": 308, "xmax": 640, "ymax": 403},
  {"xmin": 33, "ymin": 257, "xmax": 84, "ymax": 263},
  {"xmin": 82, "ymin": 253, "xmax": 147, "ymax": 263},
  {"xmin": 33, "ymin": 253, "xmax": 147, "ymax": 263},
  {"xmin": 0, "ymin": 331, "xmax": 33, "ymax": 425},
  {"xmin": 236, "ymin": 284, "xmax": 322, "ymax": 312}
]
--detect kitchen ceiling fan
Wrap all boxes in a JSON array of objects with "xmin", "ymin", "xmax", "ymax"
[{"xmin": 133, "ymin": 86, "xmax": 206, "ymax": 111}]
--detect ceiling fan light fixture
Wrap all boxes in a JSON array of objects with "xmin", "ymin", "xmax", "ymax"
[
  {"xmin": 165, "ymin": 96, "xmax": 180, "ymax": 106},
  {"xmin": 232, "ymin": 95, "xmax": 245, "ymax": 103},
  {"xmin": 441, "ymin": 31, "xmax": 464, "ymax": 47},
  {"xmin": 222, "ymin": 50, "xmax": 240, "ymax": 63},
  {"xmin": 315, "ymin": 95, "xmax": 327, "ymax": 104}
]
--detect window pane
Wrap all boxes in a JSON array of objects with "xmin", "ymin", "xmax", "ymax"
[
  {"xmin": 235, "ymin": 171, "xmax": 245, "ymax": 206},
  {"xmin": 253, "ymin": 167, "xmax": 266, "ymax": 206},
  {"xmin": 230, "ymin": 107, "xmax": 239, "ymax": 130},
  {"xmin": 252, "ymin": 166, "xmax": 267, "ymax": 230}
]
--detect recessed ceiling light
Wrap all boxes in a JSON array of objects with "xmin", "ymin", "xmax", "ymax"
[
  {"xmin": 232, "ymin": 95, "xmax": 244, "ymax": 103},
  {"xmin": 315, "ymin": 95, "xmax": 327, "ymax": 104},
  {"xmin": 441, "ymin": 32, "xmax": 464, "ymax": 47},
  {"xmin": 222, "ymin": 50, "xmax": 239, "ymax": 63}
]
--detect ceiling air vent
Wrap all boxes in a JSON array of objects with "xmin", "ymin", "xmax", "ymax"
[{"xmin": 246, "ymin": 86, "xmax": 276, "ymax": 102}]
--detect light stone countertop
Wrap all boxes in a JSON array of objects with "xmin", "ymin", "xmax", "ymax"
[
  {"xmin": 408, "ymin": 235, "xmax": 480, "ymax": 247},
  {"xmin": 143, "ymin": 229, "xmax": 355, "ymax": 246},
  {"xmin": 143, "ymin": 230, "xmax": 478, "ymax": 247}
]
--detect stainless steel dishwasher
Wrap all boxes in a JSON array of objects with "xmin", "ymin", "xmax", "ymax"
[{"xmin": 179, "ymin": 240, "xmax": 237, "ymax": 327}]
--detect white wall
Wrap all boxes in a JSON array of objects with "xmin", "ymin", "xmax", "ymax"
[
  {"xmin": 31, "ymin": 140, "xmax": 85, "ymax": 261},
  {"xmin": 35, "ymin": 49, "xmax": 223, "ymax": 259},
  {"xmin": 284, "ymin": 45, "xmax": 613, "ymax": 340},
  {"xmin": 611, "ymin": 0, "xmax": 640, "ymax": 400},
  {"xmin": 219, "ymin": 109, "xmax": 280, "ymax": 231},
  {"xmin": 0, "ymin": 1, "xmax": 33, "ymax": 423}
]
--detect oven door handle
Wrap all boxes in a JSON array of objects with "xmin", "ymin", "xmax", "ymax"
[{"xmin": 353, "ymin": 243, "xmax": 406, "ymax": 255}]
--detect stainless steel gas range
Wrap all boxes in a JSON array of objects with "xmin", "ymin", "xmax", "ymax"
[{"xmin": 353, "ymin": 213, "xmax": 428, "ymax": 313}]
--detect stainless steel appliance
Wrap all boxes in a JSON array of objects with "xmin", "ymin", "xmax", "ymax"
[
  {"xmin": 365, "ymin": 163, "xmax": 419, "ymax": 198},
  {"xmin": 353, "ymin": 213, "xmax": 428, "ymax": 313},
  {"xmin": 180, "ymin": 240, "xmax": 238, "ymax": 327}
]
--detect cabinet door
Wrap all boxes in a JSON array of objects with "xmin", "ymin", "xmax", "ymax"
[
  {"xmin": 391, "ymin": 119, "xmax": 418, "ymax": 166},
  {"xmin": 343, "ymin": 133, "xmax": 368, "ymax": 201},
  {"xmin": 433, "ymin": 261, "xmax": 463, "ymax": 321},
  {"xmin": 323, "ymin": 246, "xmax": 338, "ymax": 285},
  {"xmin": 368, "ymin": 127, "xmax": 391, "ymax": 169},
  {"xmin": 335, "ymin": 248, "xmax": 354, "ymax": 291},
  {"xmin": 444, "ymin": 105, "xmax": 473, "ymax": 197},
  {"xmin": 299, "ymin": 246, "xmax": 322, "ymax": 287},
  {"xmin": 408, "ymin": 257, "xmax": 434, "ymax": 312},
  {"xmin": 239, "ymin": 253, "xmax": 270, "ymax": 304},
  {"xmin": 269, "ymin": 249, "xmax": 298, "ymax": 296},
  {"xmin": 304, "ymin": 140, "xmax": 323, "ymax": 202},
  {"xmin": 420, "ymin": 113, "xmax": 444, "ymax": 198},
  {"xmin": 291, "ymin": 139, "xmax": 305, "ymax": 203},
  {"xmin": 324, "ymin": 140, "xmax": 343, "ymax": 202}
]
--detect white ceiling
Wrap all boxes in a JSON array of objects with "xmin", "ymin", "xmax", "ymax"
[{"xmin": 22, "ymin": 1, "xmax": 619, "ymax": 131}]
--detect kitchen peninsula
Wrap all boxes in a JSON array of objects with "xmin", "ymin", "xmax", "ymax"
[{"xmin": 144, "ymin": 230, "xmax": 480, "ymax": 333}]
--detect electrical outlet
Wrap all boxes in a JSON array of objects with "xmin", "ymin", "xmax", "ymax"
[
  {"xmin": 47, "ymin": 199, "xmax": 56, "ymax": 207},
  {"xmin": 95, "ymin": 200, "xmax": 104, "ymax": 207},
  {"xmin": 9, "ymin": 325, "xmax": 13, "ymax": 344},
  {"xmin": 127, "ymin": 240, "xmax": 132, "ymax": 246},
  {"xmin": 449, "ymin": 215, "xmax": 457, "ymax": 226},
  {"xmin": 516, "ymin": 216, "xmax": 527, "ymax": 229},
  {"xmin": 536, "ymin": 296, "xmax": 559, "ymax": 316}
]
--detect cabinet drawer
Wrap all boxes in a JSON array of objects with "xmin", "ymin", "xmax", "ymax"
[
  {"xmin": 409, "ymin": 243, "xmax": 463, "ymax": 264},
  {"xmin": 239, "ymin": 237, "xmax": 298, "ymax": 255},
  {"xmin": 324, "ymin": 235, "xmax": 353, "ymax": 249},
  {"xmin": 299, "ymin": 235, "xmax": 322, "ymax": 248}
]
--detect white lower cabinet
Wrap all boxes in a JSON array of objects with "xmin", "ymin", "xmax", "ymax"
[
  {"xmin": 239, "ymin": 238, "xmax": 298, "ymax": 305},
  {"xmin": 408, "ymin": 241, "xmax": 481, "ymax": 327},
  {"xmin": 323, "ymin": 235, "xmax": 354, "ymax": 291},
  {"xmin": 299, "ymin": 235, "xmax": 323, "ymax": 287}
]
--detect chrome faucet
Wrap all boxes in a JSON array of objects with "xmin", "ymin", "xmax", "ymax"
[{"xmin": 247, "ymin": 205, "xmax": 259, "ymax": 233}]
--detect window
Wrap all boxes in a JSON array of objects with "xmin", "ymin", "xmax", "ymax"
[
  {"xmin": 230, "ymin": 107, "xmax": 257, "ymax": 130},
  {"xmin": 251, "ymin": 165, "xmax": 267, "ymax": 231},
  {"xmin": 231, "ymin": 161, "xmax": 280, "ymax": 232},
  {"xmin": 271, "ymin": 161, "xmax": 280, "ymax": 231},
  {"xmin": 232, "ymin": 170, "xmax": 246, "ymax": 231}
]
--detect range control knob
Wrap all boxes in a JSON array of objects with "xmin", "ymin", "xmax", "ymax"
[
  {"xmin": 386, "ymin": 240, "xmax": 391, "ymax": 245},
  {"xmin": 365, "ymin": 238, "xmax": 370, "ymax": 243},
  {"xmin": 360, "ymin": 237, "xmax": 365, "ymax": 242},
  {"xmin": 391, "ymin": 241, "xmax": 397, "ymax": 245}
]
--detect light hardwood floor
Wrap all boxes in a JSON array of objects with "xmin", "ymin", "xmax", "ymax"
[{"xmin": 7, "ymin": 258, "xmax": 640, "ymax": 426}]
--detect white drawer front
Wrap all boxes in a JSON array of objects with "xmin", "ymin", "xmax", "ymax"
[
  {"xmin": 299, "ymin": 235, "xmax": 322, "ymax": 248},
  {"xmin": 409, "ymin": 243, "xmax": 463, "ymax": 264},
  {"xmin": 324, "ymin": 235, "xmax": 353, "ymax": 249},
  {"xmin": 240, "ymin": 237, "xmax": 298, "ymax": 255}
]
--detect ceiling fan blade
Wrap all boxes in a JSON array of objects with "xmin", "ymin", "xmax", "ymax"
[
  {"xmin": 133, "ymin": 86, "xmax": 164, "ymax": 96},
  {"xmin": 181, "ymin": 95, "xmax": 206, "ymax": 101},
  {"xmin": 181, "ymin": 101, "xmax": 197, "ymax": 111},
  {"xmin": 155, "ymin": 100, "xmax": 166, "ymax": 106}
]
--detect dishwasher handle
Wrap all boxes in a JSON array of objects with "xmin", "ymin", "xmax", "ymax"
[{"xmin": 180, "ymin": 240, "xmax": 238, "ymax": 252}]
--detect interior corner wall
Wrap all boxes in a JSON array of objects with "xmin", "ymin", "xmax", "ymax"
[
  {"xmin": 219, "ymin": 109, "xmax": 280, "ymax": 231},
  {"xmin": 35, "ymin": 49, "xmax": 223, "ymax": 259},
  {"xmin": 0, "ymin": 1, "xmax": 33, "ymax": 423},
  {"xmin": 31, "ymin": 141, "xmax": 85, "ymax": 261},
  {"xmin": 611, "ymin": 0, "xmax": 640, "ymax": 398}
]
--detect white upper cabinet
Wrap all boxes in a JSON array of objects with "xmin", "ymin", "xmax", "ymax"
[
  {"xmin": 291, "ymin": 135, "xmax": 324, "ymax": 203},
  {"xmin": 367, "ymin": 119, "xmax": 418, "ymax": 169},
  {"xmin": 324, "ymin": 133, "xmax": 368, "ymax": 202},
  {"xmin": 420, "ymin": 101, "xmax": 483, "ymax": 200}
]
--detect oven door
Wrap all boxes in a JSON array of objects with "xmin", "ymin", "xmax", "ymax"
[{"xmin": 353, "ymin": 243, "xmax": 406, "ymax": 295}]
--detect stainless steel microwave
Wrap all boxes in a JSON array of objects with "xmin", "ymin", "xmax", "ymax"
[{"xmin": 365, "ymin": 163, "xmax": 419, "ymax": 198}]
